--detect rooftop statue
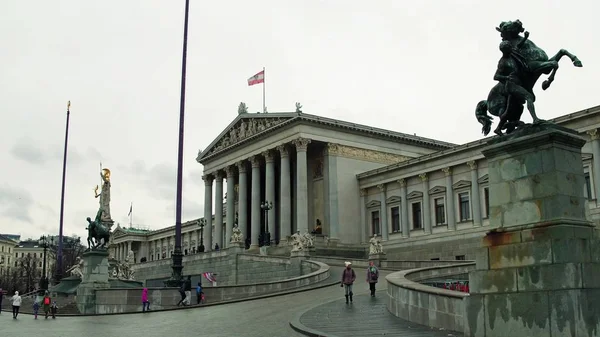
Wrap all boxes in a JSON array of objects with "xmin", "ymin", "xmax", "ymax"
[{"xmin": 475, "ymin": 20, "xmax": 582, "ymax": 136}]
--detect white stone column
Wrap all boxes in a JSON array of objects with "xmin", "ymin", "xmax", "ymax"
[
  {"xmin": 263, "ymin": 150, "xmax": 276, "ymax": 241},
  {"xmin": 419, "ymin": 173, "xmax": 432, "ymax": 233},
  {"xmin": 250, "ymin": 155, "xmax": 261, "ymax": 248},
  {"xmin": 293, "ymin": 137, "xmax": 311, "ymax": 233},
  {"xmin": 278, "ymin": 145, "xmax": 291, "ymax": 242},
  {"xmin": 587, "ymin": 129, "xmax": 600, "ymax": 200},
  {"xmin": 225, "ymin": 166, "xmax": 235, "ymax": 247},
  {"xmin": 442, "ymin": 167, "xmax": 456, "ymax": 230},
  {"xmin": 398, "ymin": 179, "xmax": 409, "ymax": 237},
  {"xmin": 237, "ymin": 161, "xmax": 248, "ymax": 244},
  {"xmin": 214, "ymin": 172, "xmax": 224, "ymax": 249},
  {"xmin": 203, "ymin": 174, "xmax": 214, "ymax": 252},
  {"xmin": 467, "ymin": 160, "xmax": 482, "ymax": 227},
  {"xmin": 360, "ymin": 189, "xmax": 367, "ymax": 243},
  {"xmin": 377, "ymin": 184, "xmax": 389, "ymax": 240},
  {"xmin": 196, "ymin": 230, "xmax": 200, "ymax": 252}
]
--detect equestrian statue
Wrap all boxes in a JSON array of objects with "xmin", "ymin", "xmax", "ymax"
[{"xmin": 475, "ymin": 20, "xmax": 583, "ymax": 136}]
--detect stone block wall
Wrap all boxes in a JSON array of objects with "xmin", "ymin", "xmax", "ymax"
[
  {"xmin": 385, "ymin": 228, "xmax": 485, "ymax": 261},
  {"xmin": 236, "ymin": 254, "xmax": 298, "ymax": 284}
]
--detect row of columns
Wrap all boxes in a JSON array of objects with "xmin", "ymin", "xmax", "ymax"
[
  {"xmin": 202, "ymin": 137, "xmax": 312, "ymax": 251},
  {"xmin": 114, "ymin": 241, "xmax": 131, "ymax": 261},
  {"xmin": 366, "ymin": 160, "xmax": 483, "ymax": 240}
]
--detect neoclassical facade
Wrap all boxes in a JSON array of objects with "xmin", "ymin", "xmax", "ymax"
[{"xmin": 112, "ymin": 105, "xmax": 600, "ymax": 262}]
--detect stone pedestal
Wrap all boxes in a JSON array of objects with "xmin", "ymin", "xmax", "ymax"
[
  {"xmin": 290, "ymin": 249, "xmax": 310, "ymax": 259},
  {"xmin": 465, "ymin": 124, "xmax": 600, "ymax": 337},
  {"xmin": 369, "ymin": 252, "xmax": 387, "ymax": 268},
  {"xmin": 228, "ymin": 241, "xmax": 244, "ymax": 255},
  {"xmin": 76, "ymin": 250, "xmax": 110, "ymax": 315}
]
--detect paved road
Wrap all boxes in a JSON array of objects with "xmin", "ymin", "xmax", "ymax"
[{"xmin": 0, "ymin": 269, "xmax": 347, "ymax": 337}]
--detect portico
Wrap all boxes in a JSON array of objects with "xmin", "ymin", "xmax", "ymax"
[{"xmin": 196, "ymin": 111, "xmax": 452, "ymax": 250}]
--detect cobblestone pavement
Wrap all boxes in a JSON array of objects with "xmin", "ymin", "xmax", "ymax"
[
  {"xmin": 0, "ymin": 269, "xmax": 348, "ymax": 337},
  {"xmin": 296, "ymin": 293, "xmax": 463, "ymax": 337}
]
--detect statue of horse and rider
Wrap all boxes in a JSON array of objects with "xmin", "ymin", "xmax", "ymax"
[
  {"xmin": 86, "ymin": 208, "xmax": 111, "ymax": 250},
  {"xmin": 475, "ymin": 20, "xmax": 583, "ymax": 136}
]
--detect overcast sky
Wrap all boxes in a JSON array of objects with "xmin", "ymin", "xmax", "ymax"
[{"xmin": 1, "ymin": 0, "xmax": 598, "ymax": 241}]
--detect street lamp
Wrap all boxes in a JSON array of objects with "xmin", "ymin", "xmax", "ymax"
[
  {"xmin": 260, "ymin": 201, "xmax": 273, "ymax": 246},
  {"xmin": 39, "ymin": 235, "xmax": 54, "ymax": 292},
  {"xmin": 197, "ymin": 219, "xmax": 206, "ymax": 253}
]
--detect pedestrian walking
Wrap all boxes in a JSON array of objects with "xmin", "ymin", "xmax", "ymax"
[
  {"xmin": 196, "ymin": 282, "xmax": 204, "ymax": 304},
  {"xmin": 184, "ymin": 275, "xmax": 192, "ymax": 305},
  {"xmin": 141, "ymin": 288, "xmax": 150, "ymax": 312},
  {"xmin": 176, "ymin": 280, "xmax": 186, "ymax": 306},
  {"xmin": 11, "ymin": 291, "xmax": 22, "ymax": 319},
  {"xmin": 33, "ymin": 300, "xmax": 40, "ymax": 319},
  {"xmin": 42, "ymin": 291, "xmax": 52, "ymax": 319},
  {"xmin": 340, "ymin": 262, "xmax": 356, "ymax": 304},
  {"xmin": 50, "ymin": 300, "xmax": 57, "ymax": 319},
  {"xmin": 366, "ymin": 261, "xmax": 380, "ymax": 297}
]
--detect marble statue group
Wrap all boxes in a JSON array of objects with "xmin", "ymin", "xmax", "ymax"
[
  {"xmin": 289, "ymin": 231, "xmax": 315, "ymax": 252},
  {"xmin": 86, "ymin": 167, "xmax": 114, "ymax": 250}
]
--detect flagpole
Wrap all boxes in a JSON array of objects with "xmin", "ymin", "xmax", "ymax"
[
  {"xmin": 56, "ymin": 100, "xmax": 71, "ymax": 284},
  {"xmin": 262, "ymin": 66, "xmax": 266, "ymax": 113},
  {"xmin": 129, "ymin": 202, "xmax": 133, "ymax": 227}
]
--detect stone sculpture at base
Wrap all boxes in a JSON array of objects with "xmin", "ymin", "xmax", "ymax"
[
  {"xmin": 230, "ymin": 225, "xmax": 243, "ymax": 244},
  {"xmin": 65, "ymin": 256, "xmax": 84, "ymax": 279},
  {"xmin": 289, "ymin": 231, "xmax": 315, "ymax": 252},
  {"xmin": 369, "ymin": 234, "xmax": 384, "ymax": 255},
  {"xmin": 465, "ymin": 124, "xmax": 600, "ymax": 337},
  {"xmin": 76, "ymin": 250, "xmax": 110, "ymax": 314}
]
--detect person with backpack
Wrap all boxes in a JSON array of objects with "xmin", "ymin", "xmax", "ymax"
[
  {"xmin": 340, "ymin": 262, "xmax": 356, "ymax": 304},
  {"xmin": 196, "ymin": 282, "xmax": 204, "ymax": 304},
  {"xmin": 366, "ymin": 261, "xmax": 380, "ymax": 297},
  {"xmin": 42, "ymin": 291, "xmax": 52, "ymax": 319}
]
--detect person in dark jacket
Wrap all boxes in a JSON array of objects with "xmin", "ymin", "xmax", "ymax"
[
  {"xmin": 341, "ymin": 262, "xmax": 356, "ymax": 304},
  {"xmin": 0, "ymin": 287, "xmax": 3, "ymax": 314},
  {"xmin": 366, "ymin": 261, "xmax": 380, "ymax": 297}
]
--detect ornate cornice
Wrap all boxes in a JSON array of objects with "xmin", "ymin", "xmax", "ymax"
[
  {"xmin": 326, "ymin": 143, "xmax": 410, "ymax": 165},
  {"xmin": 250, "ymin": 155, "xmax": 261, "ymax": 168},
  {"xmin": 467, "ymin": 160, "xmax": 477, "ymax": 170},
  {"xmin": 442, "ymin": 167, "xmax": 452, "ymax": 176},
  {"xmin": 214, "ymin": 171, "xmax": 224, "ymax": 181},
  {"xmin": 202, "ymin": 174, "xmax": 213, "ymax": 185},
  {"xmin": 397, "ymin": 178, "xmax": 406, "ymax": 187},
  {"xmin": 419, "ymin": 173, "xmax": 428, "ymax": 182},
  {"xmin": 588, "ymin": 129, "xmax": 600, "ymax": 141},
  {"xmin": 292, "ymin": 137, "xmax": 311, "ymax": 151},
  {"xmin": 236, "ymin": 161, "xmax": 247, "ymax": 173},
  {"xmin": 225, "ymin": 165, "xmax": 235, "ymax": 178}
]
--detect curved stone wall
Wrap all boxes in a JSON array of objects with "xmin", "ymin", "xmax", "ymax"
[
  {"xmin": 386, "ymin": 262, "xmax": 474, "ymax": 333},
  {"xmin": 94, "ymin": 260, "xmax": 330, "ymax": 314}
]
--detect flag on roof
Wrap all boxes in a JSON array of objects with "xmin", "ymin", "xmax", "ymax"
[{"xmin": 247, "ymin": 70, "xmax": 265, "ymax": 86}]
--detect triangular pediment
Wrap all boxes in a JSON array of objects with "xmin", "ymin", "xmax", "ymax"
[
  {"xmin": 407, "ymin": 191, "xmax": 423, "ymax": 199},
  {"xmin": 478, "ymin": 174, "xmax": 489, "ymax": 184},
  {"xmin": 452, "ymin": 180, "xmax": 472, "ymax": 190},
  {"xmin": 111, "ymin": 227, "xmax": 127, "ymax": 237},
  {"xmin": 197, "ymin": 113, "xmax": 296, "ymax": 162},
  {"xmin": 386, "ymin": 196, "xmax": 401, "ymax": 204},
  {"xmin": 428, "ymin": 185, "xmax": 446, "ymax": 195},
  {"xmin": 366, "ymin": 200, "xmax": 381, "ymax": 208}
]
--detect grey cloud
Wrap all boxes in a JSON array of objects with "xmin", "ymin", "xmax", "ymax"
[
  {"xmin": 10, "ymin": 139, "xmax": 47, "ymax": 164},
  {"xmin": 0, "ymin": 184, "xmax": 34, "ymax": 223},
  {"xmin": 165, "ymin": 197, "xmax": 204, "ymax": 222}
]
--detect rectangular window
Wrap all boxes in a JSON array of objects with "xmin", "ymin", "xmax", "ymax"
[
  {"xmin": 431, "ymin": 257, "xmax": 440, "ymax": 261},
  {"xmin": 585, "ymin": 172, "xmax": 593, "ymax": 200},
  {"xmin": 371, "ymin": 211, "xmax": 381, "ymax": 236},
  {"xmin": 459, "ymin": 192, "xmax": 471, "ymax": 221},
  {"xmin": 484, "ymin": 188, "xmax": 490, "ymax": 217},
  {"xmin": 434, "ymin": 198, "xmax": 445, "ymax": 225},
  {"xmin": 412, "ymin": 202, "xmax": 422, "ymax": 229},
  {"xmin": 391, "ymin": 206, "xmax": 401, "ymax": 232},
  {"xmin": 456, "ymin": 255, "xmax": 466, "ymax": 261}
]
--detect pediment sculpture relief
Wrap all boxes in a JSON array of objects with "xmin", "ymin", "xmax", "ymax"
[{"xmin": 209, "ymin": 118, "xmax": 286, "ymax": 154}]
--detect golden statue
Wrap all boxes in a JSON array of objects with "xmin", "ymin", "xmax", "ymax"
[{"xmin": 94, "ymin": 167, "xmax": 112, "ymax": 222}]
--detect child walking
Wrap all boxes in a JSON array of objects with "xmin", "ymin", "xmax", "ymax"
[
  {"xmin": 141, "ymin": 288, "xmax": 150, "ymax": 312},
  {"xmin": 50, "ymin": 301, "xmax": 58, "ymax": 319},
  {"xmin": 33, "ymin": 300, "xmax": 40, "ymax": 319}
]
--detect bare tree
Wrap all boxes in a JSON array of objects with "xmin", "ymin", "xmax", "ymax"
[
  {"xmin": 18, "ymin": 253, "xmax": 40, "ymax": 293},
  {"xmin": 47, "ymin": 235, "xmax": 85, "ymax": 280}
]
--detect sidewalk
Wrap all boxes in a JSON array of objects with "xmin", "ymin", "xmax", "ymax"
[{"xmin": 290, "ymin": 293, "xmax": 463, "ymax": 337}]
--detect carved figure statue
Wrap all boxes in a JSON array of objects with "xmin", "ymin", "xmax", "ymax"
[
  {"xmin": 94, "ymin": 168, "xmax": 112, "ymax": 222},
  {"xmin": 475, "ymin": 20, "xmax": 583, "ymax": 136},
  {"xmin": 295, "ymin": 102, "xmax": 302, "ymax": 113},
  {"xmin": 302, "ymin": 232, "xmax": 315, "ymax": 248},
  {"xmin": 86, "ymin": 211, "xmax": 111, "ymax": 250},
  {"xmin": 65, "ymin": 257, "xmax": 84, "ymax": 279},
  {"xmin": 369, "ymin": 235, "xmax": 384, "ymax": 255},
  {"xmin": 230, "ymin": 225, "xmax": 243, "ymax": 243},
  {"xmin": 289, "ymin": 231, "xmax": 304, "ymax": 252},
  {"xmin": 238, "ymin": 102, "xmax": 248, "ymax": 114},
  {"xmin": 126, "ymin": 250, "xmax": 135, "ymax": 264}
]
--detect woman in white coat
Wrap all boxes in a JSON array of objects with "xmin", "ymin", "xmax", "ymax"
[{"xmin": 11, "ymin": 291, "xmax": 22, "ymax": 319}]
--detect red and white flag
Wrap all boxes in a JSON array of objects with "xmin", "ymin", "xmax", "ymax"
[{"xmin": 247, "ymin": 70, "xmax": 265, "ymax": 86}]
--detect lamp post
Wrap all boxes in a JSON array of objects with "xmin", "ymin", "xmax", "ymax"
[
  {"xmin": 260, "ymin": 201, "xmax": 273, "ymax": 246},
  {"xmin": 39, "ymin": 235, "xmax": 54, "ymax": 292},
  {"xmin": 197, "ymin": 219, "xmax": 206, "ymax": 253},
  {"xmin": 56, "ymin": 100, "xmax": 71, "ymax": 284}
]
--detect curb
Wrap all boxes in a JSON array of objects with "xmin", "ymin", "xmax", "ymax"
[
  {"xmin": 3, "ymin": 278, "xmax": 341, "ymax": 317},
  {"xmin": 288, "ymin": 296, "xmax": 346, "ymax": 337}
]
